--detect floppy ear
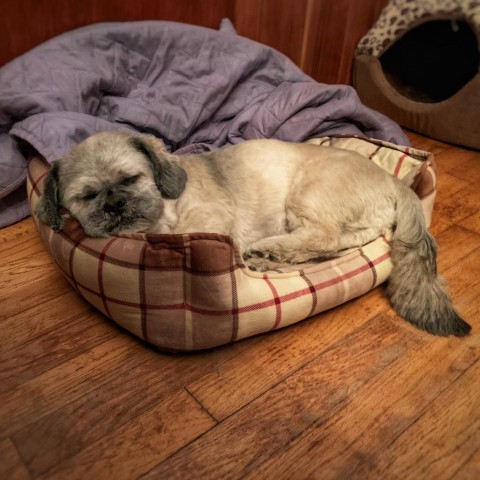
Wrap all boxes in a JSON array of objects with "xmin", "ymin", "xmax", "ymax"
[
  {"xmin": 129, "ymin": 136, "xmax": 187, "ymax": 199},
  {"xmin": 35, "ymin": 162, "xmax": 65, "ymax": 231}
]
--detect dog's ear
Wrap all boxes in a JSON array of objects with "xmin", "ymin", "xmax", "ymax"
[
  {"xmin": 130, "ymin": 136, "xmax": 187, "ymax": 199},
  {"xmin": 35, "ymin": 162, "xmax": 65, "ymax": 231}
]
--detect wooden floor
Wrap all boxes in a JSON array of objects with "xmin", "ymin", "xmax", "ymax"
[{"xmin": 1, "ymin": 132, "xmax": 479, "ymax": 480}]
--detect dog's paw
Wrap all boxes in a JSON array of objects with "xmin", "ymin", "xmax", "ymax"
[
  {"xmin": 243, "ymin": 250, "xmax": 290, "ymax": 272},
  {"xmin": 243, "ymin": 250, "xmax": 267, "ymax": 272},
  {"xmin": 243, "ymin": 249, "xmax": 279, "ymax": 262},
  {"xmin": 244, "ymin": 257, "xmax": 268, "ymax": 272}
]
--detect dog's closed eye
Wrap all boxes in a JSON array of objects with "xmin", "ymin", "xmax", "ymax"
[
  {"xmin": 81, "ymin": 190, "xmax": 99, "ymax": 201},
  {"xmin": 120, "ymin": 174, "xmax": 142, "ymax": 186}
]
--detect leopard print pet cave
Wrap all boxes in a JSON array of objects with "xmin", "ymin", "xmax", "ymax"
[{"xmin": 354, "ymin": 0, "xmax": 480, "ymax": 149}]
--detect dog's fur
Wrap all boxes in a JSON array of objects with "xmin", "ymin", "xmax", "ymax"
[{"xmin": 36, "ymin": 131, "xmax": 471, "ymax": 337}]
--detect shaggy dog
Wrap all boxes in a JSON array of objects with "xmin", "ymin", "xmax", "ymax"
[{"xmin": 36, "ymin": 131, "xmax": 471, "ymax": 337}]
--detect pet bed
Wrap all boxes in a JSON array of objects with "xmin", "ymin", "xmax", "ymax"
[
  {"xmin": 27, "ymin": 135, "xmax": 436, "ymax": 351},
  {"xmin": 354, "ymin": 0, "xmax": 480, "ymax": 149},
  {"xmin": 3, "ymin": 21, "xmax": 421, "ymax": 351}
]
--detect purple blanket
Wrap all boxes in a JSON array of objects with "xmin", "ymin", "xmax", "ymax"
[{"xmin": 0, "ymin": 20, "xmax": 409, "ymax": 228}]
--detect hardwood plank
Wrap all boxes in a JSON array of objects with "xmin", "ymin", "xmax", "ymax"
[
  {"xmin": 0, "ymin": 307, "xmax": 117, "ymax": 395},
  {"xmin": 1, "ymin": 250, "xmax": 59, "ymax": 292},
  {"xmin": 434, "ymin": 172, "xmax": 471, "ymax": 204},
  {"xmin": 13, "ymin": 345, "xmax": 242, "ymax": 477},
  {"xmin": 443, "ymin": 247, "xmax": 480, "ymax": 329},
  {"xmin": 442, "ymin": 149, "xmax": 480, "ymax": 185},
  {"xmin": 460, "ymin": 210, "xmax": 480, "ymax": 235},
  {"xmin": 435, "ymin": 225, "xmax": 480, "ymax": 273},
  {"xmin": 417, "ymin": 141, "xmax": 478, "ymax": 179},
  {"xmin": 0, "ymin": 250, "xmax": 71, "ymax": 321},
  {"xmin": 12, "ymin": 358, "xmax": 181, "ymax": 477},
  {"xmin": 141, "ymin": 315, "xmax": 421, "ymax": 479},
  {"xmin": 0, "ymin": 438, "xmax": 31, "ymax": 480},
  {"xmin": 454, "ymin": 448, "xmax": 480, "ymax": 480},
  {"xmin": 187, "ymin": 287, "xmax": 389, "ymax": 421},
  {"xmin": 431, "ymin": 183, "xmax": 480, "ymax": 236},
  {"xmin": 356, "ymin": 359, "xmax": 480, "ymax": 479},
  {"xmin": 0, "ymin": 291, "xmax": 92, "ymax": 356},
  {"xmin": 429, "ymin": 216, "xmax": 453, "ymax": 240},
  {"xmin": 40, "ymin": 389, "xmax": 216, "ymax": 480},
  {"xmin": 241, "ymin": 338, "xmax": 478, "ymax": 479},
  {"xmin": 0, "ymin": 335, "xmax": 148, "ymax": 439},
  {"xmin": 0, "ymin": 229, "xmax": 46, "ymax": 263},
  {"xmin": 0, "ymin": 217, "xmax": 35, "ymax": 242}
]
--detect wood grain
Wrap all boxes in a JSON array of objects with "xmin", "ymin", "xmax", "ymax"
[
  {"xmin": 460, "ymin": 210, "xmax": 480, "ymax": 235},
  {"xmin": 0, "ymin": 0, "xmax": 235, "ymax": 67},
  {"xmin": 0, "ymin": 306, "xmax": 117, "ymax": 394},
  {"xmin": 433, "ymin": 183, "xmax": 480, "ymax": 236},
  {"xmin": 443, "ymin": 247, "xmax": 480, "ymax": 324},
  {"xmin": 0, "ymin": 230, "xmax": 46, "ymax": 263},
  {"xmin": 434, "ymin": 172, "xmax": 471, "ymax": 204},
  {"xmin": 434, "ymin": 225, "xmax": 480, "ymax": 272},
  {"xmin": 0, "ymin": 217, "xmax": 38, "ymax": 242},
  {"xmin": 12, "ymin": 345, "xmax": 240, "ymax": 477},
  {"xmin": 142, "ymin": 315, "xmax": 419, "ymax": 479},
  {"xmin": 301, "ymin": 0, "xmax": 389, "ymax": 84},
  {"xmin": 0, "ymin": 291, "xmax": 93, "ymax": 357},
  {"xmin": 0, "ymin": 438, "xmax": 31, "ymax": 480},
  {"xmin": 0, "ymin": 2, "xmax": 479, "ymax": 477},
  {"xmin": 241, "ymin": 338, "xmax": 478, "ymax": 479},
  {"xmin": 0, "ymin": 336, "xmax": 144, "ymax": 439},
  {"xmin": 404, "ymin": 131, "xmax": 452, "ymax": 156},
  {"xmin": 186, "ymin": 287, "xmax": 388, "ymax": 421},
  {"xmin": 455, "ymin": 448, "xmax": 480, "ymax": 480},
  {"xmin": 234, "ymin": 0, "xmax": 310, "ymax": 67},
  {"xmin": 41, "ymin": 389, "xmax": 216, "ymax": 480},
  {"xmin": 0, "ymin": 248, "xmax": 72, "ymax": 321},
  {"xmin": 361, "ymin": 359, "xmax": 480, "ymax": 479}
]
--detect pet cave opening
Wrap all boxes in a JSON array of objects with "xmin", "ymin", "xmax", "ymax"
[{"xmin": 379, "ymin": 20, "xmax": 479, "ymax": 103}]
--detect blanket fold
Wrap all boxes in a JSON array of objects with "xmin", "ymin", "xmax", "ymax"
[{"xmin": 0, "ymin": 20, "xmax": 409, "ymax": 228}]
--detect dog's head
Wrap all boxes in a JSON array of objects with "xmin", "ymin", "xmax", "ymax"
[{"xmin": 35, "ymin": 132, "xmax": 187, "ymax": 237}]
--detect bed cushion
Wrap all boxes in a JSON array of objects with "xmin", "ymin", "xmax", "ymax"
[{"xmin": 27, "ymin": 136, "xmax": 436, "ymax": 351}]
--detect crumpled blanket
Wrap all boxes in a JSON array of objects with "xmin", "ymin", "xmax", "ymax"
[{"xmin": 0, "ymin": 19, "xmax": 409, "ymax": 228}]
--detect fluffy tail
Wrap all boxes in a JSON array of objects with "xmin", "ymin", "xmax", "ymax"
[{"xmin": 386, "ymin": 185, "xmax": 471, "ymax": 336}]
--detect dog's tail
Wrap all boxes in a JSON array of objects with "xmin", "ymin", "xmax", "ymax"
[{"xmin": 385, "ymin": 184, "xmax": 471, "ymax": 336}]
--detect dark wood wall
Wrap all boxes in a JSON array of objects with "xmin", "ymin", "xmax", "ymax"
[
  {"xmin": 235, "ymin": 0, "xmax": 389, "ymax": 84},
  {"xmin": 0, "ymin": 0, "xmax": 388, "ymax": 84}
]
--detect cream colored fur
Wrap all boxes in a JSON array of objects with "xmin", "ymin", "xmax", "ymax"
[{"xmin": 153, "ymin": 139, "xmax": 398, "ymax": 270}]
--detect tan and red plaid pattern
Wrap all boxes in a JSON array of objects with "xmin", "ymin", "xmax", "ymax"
[{"xmin": 27, "ymin": 136, "xmax": 436, "ymax": 351}]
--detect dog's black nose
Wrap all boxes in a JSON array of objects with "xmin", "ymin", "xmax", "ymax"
[{"xmin": 104, "ymin": 199, "xmax": 126, "ymax": 214}]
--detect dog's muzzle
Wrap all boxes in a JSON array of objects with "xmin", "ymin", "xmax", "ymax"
[{"xmin": 103, "ymin": 194, "xmax": 126, "ymax": 215}]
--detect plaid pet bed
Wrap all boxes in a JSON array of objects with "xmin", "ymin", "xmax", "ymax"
[{"xmin": 27, "ymin": 136, "xmax": 436, "ymax": 351}]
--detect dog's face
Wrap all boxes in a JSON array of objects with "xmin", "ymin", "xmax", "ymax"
[{"xmin": 35, "ymin": 132, "xmax": 187, "ymax": 236}]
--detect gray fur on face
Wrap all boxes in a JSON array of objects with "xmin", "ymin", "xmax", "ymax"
[{"xmin": 35, "ymin": 132, "xmax": 187, "ymax": 237}]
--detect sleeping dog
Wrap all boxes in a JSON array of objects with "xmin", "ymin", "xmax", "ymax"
[{"xmin": 36, "ymin": 131, "xmax": 471, "ymax": 337}]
